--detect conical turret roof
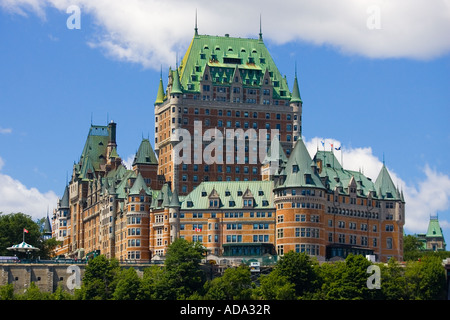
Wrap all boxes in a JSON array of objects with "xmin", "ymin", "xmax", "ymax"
[{"xmin": 278, "ymin": 138, "xmax": 324, "ymax": 189}]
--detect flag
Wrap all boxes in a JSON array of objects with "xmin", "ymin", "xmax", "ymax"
[
  {"xmin": 335, "ymin": 146, "xmax": 341, "ymax": 151},
  {"xmin": 330, "ymin": 143, "xmax": 334, "ymax": 149},
  {"xmin": 195, "ymin": 228, "xmax": 201, "ymax": 232},
  {"xmin": 23, "ymin": 228, "xmax": 29, "ymax": 233},
  {"xmin": 321, "ymin": 140, "xmax": 324, "ymax": 147}
]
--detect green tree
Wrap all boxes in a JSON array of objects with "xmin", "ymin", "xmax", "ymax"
[
  {"xmin": 379, "ymin": 258, "xmax": 407, "ymax": 300},
  {"xmin": 79, "ymin": 255, "xmax": 121, "ymax": 300},
  {"xmin": 39, "ymin": 237, "xmax": 61, "ymax": 259},
  {"xmin": 0, "ymin": 284, "xmax": 15, "ymax": 300},
  {"xmin": 138, "ymin": 265, "xmax": 165, "ymax": 300},
  {"xmin": 275, "ymin": 251, "xmax": 319, "ymax": 297},
  {"xmin": 50, "ymin": 285, "xmax": 73, "ymax": 300},
  {"xmin": 317, "ymin": 254, "xmax": 374, "ymax": 300},
  {"xmin": 403, "ymin": 234, "xmax": 423, "ymax": 261},
  {"xmin": 0, "ymin": 212, "xmax": 41, "ymax": 257},
  {"xmin": 113, "ymin": 267, "xmax": 141, "ymax": 300},
  {"xmin": 404, "ymin": 255, "xmax": 446, "ymax": 300},
  {"xmin": 20, "ymin": 282, "xmax": 51, "ymax": 300},
  {"xmin": 256, "ymin": 268, "xmax": 296, "ymax": 300},
  {"xmin": 162, "ymin": 238, "xmax": 206, "ymax": 299},
  {"xmin": 203, "ymin": 265, "xmax": 253, "ymax": 300}
]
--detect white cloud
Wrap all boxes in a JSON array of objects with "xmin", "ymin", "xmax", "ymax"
[
  {"xmin": 403, "ymin": 165, "xmax": 450, "ymax": 232},
  {"xmin": 123, "ymin": 154, "xmax": 135, "ymax": 170},
  {"xmin": 1, "ymin": 0, "xmax": 449, "ymax": 71},
  {"xmin": 0, "ymin": 156, "xmax": 59, "ymax": 220},
  {"xmin": 0, "ymin": 127, "xmax": 12, "ymax": 134},
  {"xmin": 304, "ymin": 137, "xmax": 450, "ymax": 235}
]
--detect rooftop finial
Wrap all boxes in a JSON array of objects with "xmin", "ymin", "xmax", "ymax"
[
  {"xmin": 259, "ymin": 14, "xmax": 263, "ymax": 40},
  {"xmin": 195, "ymin": 9, "xmax": 198, "ymax": 36}
]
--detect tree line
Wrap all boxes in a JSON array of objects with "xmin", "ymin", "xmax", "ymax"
[{"xmin": 0, "ymin": 237, "xmax": 447, "ymax": 300}]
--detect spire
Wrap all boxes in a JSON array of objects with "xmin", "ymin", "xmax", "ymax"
[
  {"xmin": 155, "ymin": 66, "xmax": 165, "ymax": 105},
  {"xmin": 171, "ymin": 66, "xmax": 183, "ymax": 95},
  {"xmin": 194, "ymin": 9, "xmax": 198, "ymax": 36},
  {"xmin": 43, "ymin": 211, "xmax": 52, "ymax": 235},
  {"xmin": 169, "ymin": 187, "xmax": 181, "ymax": 208},
  {"xmin": 290, "ymin": 62, "xmax": 302, "ymax": 103},
  {"xmin": 259, "ymin": 14, "xmax": 263, "ymax": 41}
]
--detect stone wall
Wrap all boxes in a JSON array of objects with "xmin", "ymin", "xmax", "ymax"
[
  {"xmin": 0, "ymin": 263, "xmax": 87, "ymax": 294},
  {"xmin": 0, "ymin": 263, "xmax": 151, "ymax": 294}
]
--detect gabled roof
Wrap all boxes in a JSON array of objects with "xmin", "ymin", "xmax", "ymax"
[
  {"xmin": 115, "ymin": 170, "xmax": 137, "ymax": 199},
  {"xmin": 129, "ymin": 173, "xmax": 151, "ymax": 196},
  {"xmin": 180, "ymin": 181, "xmax": 274, "ymax": 210}
]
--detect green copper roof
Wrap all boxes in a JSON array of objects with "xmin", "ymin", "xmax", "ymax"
[
  {"xmin": 77, "ymin": 125, "xmax": 110, "ymax": 180},
  {"xmin": 132, "ymin": 138, "xmax": 158, "ymax": 166},
  {"xmin": 313, "ymin": 150, "xmax": 386, "ymax": 198},
  {"xmin": 109, "ymin": 147, "xmax": 119, "ymax": 159},
  {"xmin": 171, "ymin": 68, "xmax": 183, "ymax": 95},
  {"xmin": 426, "ymin": 217, "xmax": 444, "ymax": 238},
  {"xmin": 129, "ymin": 172, "xmax": 152, "ymax": 195},
  {"xmin": 155, "ymin": 76, "xmax": 166, "ymax": 104},
  {"xmin": 169, "ymin": 188, "xmax": 181, "ymax": 208},
  {"xmin": 115, "ymin": 170, "xmax": 137, "ymax": 199},
  {"xmin": 277, "ymin": 139, "xmax": 325, "ymax": 189},
  {"xmin": 151, "ymin": 183, "xmax": 176, "ymax": 209},
  {"xmin": 290, "ymin": 74, "xmax": 302, "ymax": 103},
  {"xmin": 177, "ymin": 34, "xmax": 291, "ymax": 99},
  {"xmin": 180, "ymin": 181, "xmax": 274, "ymax": 210},
  {"xmin": 374, "ymin": 164, "xmax": 401, "ymax": 200},
  {"xmin": 263, "ymin": 139, "xmax": 288, "ymax": 166}
]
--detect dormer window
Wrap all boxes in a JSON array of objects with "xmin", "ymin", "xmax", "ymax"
[
  {"xmin": 243, "ymin": 198, "xmax": 253, "ymax": 208},
  {"xmin": 293, "ymin": 165, "xmax": 299, "ymax": 173},
  {"xmin": 209, "ymin": 199, "xmax": 219, "ymax": 208},
  {"xmin": 187, "ymin": 201, "xmax": 193, "ymax": 208}
]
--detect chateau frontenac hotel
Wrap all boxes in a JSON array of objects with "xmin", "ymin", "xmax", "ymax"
[{"xmin": 52, "ymin": 26, "xmax": 405, "ymax": 263}]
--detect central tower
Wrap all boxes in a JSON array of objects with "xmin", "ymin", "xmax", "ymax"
[{"xmin": 154, "ymin": 26, "xmax": 303, "ymax": 195}]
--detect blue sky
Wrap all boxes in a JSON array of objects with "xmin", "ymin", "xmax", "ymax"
[{"xmin": 0, "ymin": 0, "xmax": 449, "ymax": 243}]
